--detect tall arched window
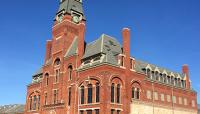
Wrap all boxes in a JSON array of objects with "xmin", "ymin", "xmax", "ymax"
[
  {"xmin": 88, "ymin": 84, "xmax": 93, "ymax": 103},
  {"xmin": 44, "ymin": 93, "xmax": 47, "ymax": 105},
  {"xmin": 29, "ymin": 97, "xmax": 32, "ymax": 110},
  {"xmin": 96, "ymin": 83, "xmax": 100, "ymax": 103},
  {"xmin": 45, "ymin": 73, "xmax": 49, "ymax": 86},
  {"xmin": 68, "ymin": 65, "xmax": 73, "ymax": 80},
  {"xmin": 38, "ymin": 95, "xmax": 40, "ymax": 110},
  {"xmin": 33, "ymin": 95, "xmax": 37, "ymax": 110},
  {"xmin": 80, "ymin": 86, "xmax": 84, "ymax": 104},
  {"xmin": 111, "ymin": 83, "xmax": 115, "ymax": 103},
  {"xmin": 117, "ymin": 84, "xmax": 120, "ymax": 103},
  {"xmin": 55, "ymin": 69, "xmax": 60, "ymax": 83}
]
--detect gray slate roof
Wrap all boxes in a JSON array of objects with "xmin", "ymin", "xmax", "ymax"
[
  {"xmin": 57, "ymin": 0, "xmax": 85, "ymax": 19},
  {"xmin": 32, "ymin": 68, "xmax": 43, "ymax": 76},
  {"xmin": 135, "ymin": 60, "xmax": 185, "ymax": 78},
  {"xmin": 82, "ymin": 34, "xmax": 122, "ymax": 65},
  {"xmin": 81, "ymin": 34, "xmax": 184, "ymax": 78},
  {"xmin": 0, "ymin": 104, "xmax": 24, "ymax": 114}
]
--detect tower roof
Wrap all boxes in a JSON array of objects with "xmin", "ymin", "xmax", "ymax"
[{"xmin": 57, "ymin": 0, "xmax": 85, "ymax": 19}]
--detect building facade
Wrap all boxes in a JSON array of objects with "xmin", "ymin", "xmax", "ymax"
[{"xmin": 24, "ymin": 0, "xmax": 198, "ymax": 114}]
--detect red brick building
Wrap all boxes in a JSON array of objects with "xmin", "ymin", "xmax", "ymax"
[{"xmin": 24, "ymin": 0, "xmax": 198, "ymax": 114}]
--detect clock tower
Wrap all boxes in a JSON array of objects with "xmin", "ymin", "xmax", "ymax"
[
  {"xmin": 56, "ymin": 0, "xmax": 85, "ymax": 23},
  {"xmin": 44, "ymin": 0, "xmax": 86, "ymax": 67}
]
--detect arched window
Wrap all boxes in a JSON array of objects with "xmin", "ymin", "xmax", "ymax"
[
  {"xmin": 45, "ymin": 73, "xmax": 49, "ymax": 86},
  {"xmin": 80, "ymin": 86, "xmax": 84, "ymax": 104},
  {"xmin": 29, "ymin": 97, "xmax": 32, "ymax": 110},
  {"xmin": 54, "ymin": 58, "xmax": 61, "ymax": 66},
  {"xmin": 44, "ymin": 93, "xmax": 47, "ymax": 105},
  {"xmin": 38, "ymin": 95, "xmax": 40, "ymax": 110},
  {"xmin": 33, "ymin": 95, "xmax": 37, "ymax": 110},
  {"xmin": 88, "ymin": 84, "xmax": 93, "ymax": 103},
  {"xmin": 55, "ymin": 69, "xmax": 60, "ymax": 83},
  {"xmin": 111, "ymin": 83, "xmax": 115, "ymax": 103},
  {"xmin": 68, "ymin": 65, "xmax": 73, "ymax": 80},
  {"xmin": 132, "ymin": 87, "xmax": 140, "ymax": 100},
  {"xmin": 96, "ymin": 83, "xmax": 100, "ymax": 103},
  {"xmin": 117, "ymin": 84, "xmax": 120, "ymax": 103}
]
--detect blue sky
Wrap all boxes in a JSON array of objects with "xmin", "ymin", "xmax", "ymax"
[{"xmin": 0, "ymin": 0, "xmax": 199, "ymax": 105}]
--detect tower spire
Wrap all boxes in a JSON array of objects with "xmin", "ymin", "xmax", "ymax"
[{"xmin": 56, "ymin": 0, "xmax": 85, "ymax": 23}]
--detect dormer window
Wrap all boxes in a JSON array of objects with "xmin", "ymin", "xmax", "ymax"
[
  {"xmin": 146, "ymin": 69, "xmax": 151, "ymax": 78},
  {"xmin": 118, "ymin": 55, "xmax": 125, "ymax": 67}
]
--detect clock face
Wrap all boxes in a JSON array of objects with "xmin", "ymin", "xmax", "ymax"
[{"xmin": 72, "ymin": 15, "xmax": 80, "ymax": 23}]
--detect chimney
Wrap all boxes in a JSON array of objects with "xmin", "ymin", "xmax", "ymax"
[
  {"xmin": 122, "ymin": 28, "xmax": 131, "ymax": 70},
  {"xmin": 77, "ymin": 23, "xmax": 86, "ymax": 66},
  {"xmin": 182, "ymin": 64, "xmax": 190, "ymax": 89},
  {"xmin": 45, "ymin": 40, "xmax": 52, "ymax": 63}
]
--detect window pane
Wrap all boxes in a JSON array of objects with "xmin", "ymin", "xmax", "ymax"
[
  {"xmin": 136, "ymin": 88, "xmax": 140, "ymax": 99},
  {"xmin": 30, "ymin": 97, "xmax": 32, "ymax": 110},
  {"xmin": 81, "ymin": 86, "xmax": 84, "ymax": 104},
  {"xmin": 38, "ymin": 95, "xmax": 40, "ymax": 110},
  {"xmin": 33, "ymin": 95, "xmax": 37, "ymax": 110},
  {"xmin": 117, "ymin": 110, "xmax": 121, "ymax": 114},
  {"xmin": 96, "ymin": 83, "xmax": 100, "ymax": 102},
  {"xmin": 88, "ymin": 84, "xmax": 93, "ymax": 103},
  {"xmin": 87, "ymin": 110, "xmax": 92, "ymax": 114},
  {"xmin": 80, "ymin": 110, "xmax": 84, "ymax": 114},
  {"xmin": 45, "ymin": 93, "xmax": 47, "ymax": 105},
  {"xmin": 95, "ymin": 109, "xmax": 99, "ymax": 114},
  {"xmin": 68, "ymin": 66, "xmax": 73, "ymax": 80},
  {"xmin": 111, "ymin": 83, "xmax": 115, "ymax": 103},
  {"xmin": 111, "ymin": 109, "xmax": 115, "ymax": 114},
  {"xmin": 132, "ymin": 88, "xmax": 135, "ymax": 99},
  {"xmin": 68, "ymin": 88, "xmax": 71, "ymax": 106},
  {"xmin": 117, "ymin": 84, "xmax": 120, "ymax": 103}
]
